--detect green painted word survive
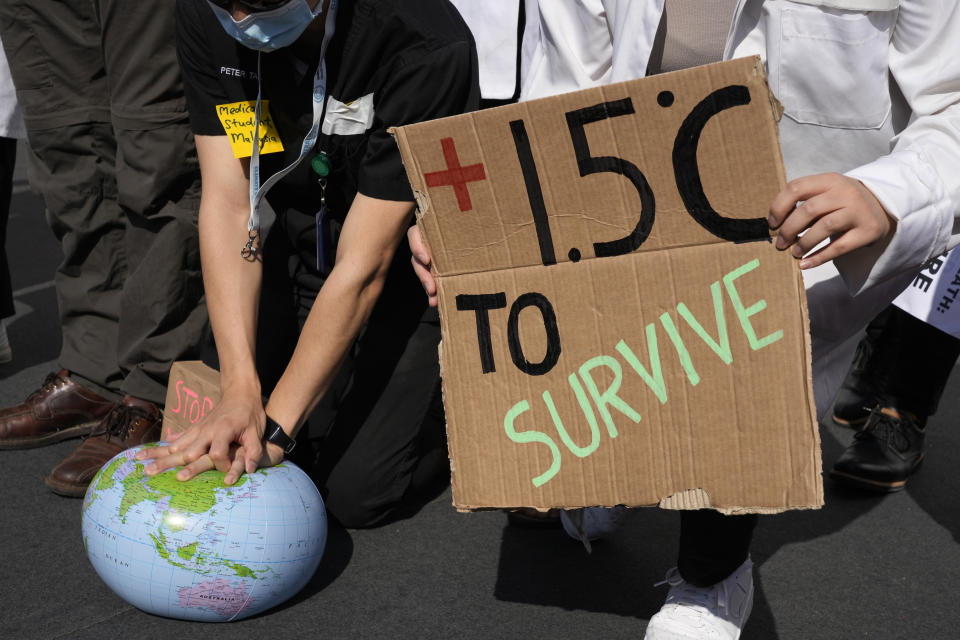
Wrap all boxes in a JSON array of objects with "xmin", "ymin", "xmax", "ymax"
[{"xmin": 504, "ymin": 258, "xmax": 783, "ymax": 487}]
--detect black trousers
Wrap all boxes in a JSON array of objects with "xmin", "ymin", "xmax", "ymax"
[
  {"xmin": 0, "ymin": 0, "xmax": 206, "ymax": 404},
  {"xmin": 251, "ymin": 225, "xmax": 448, "ymax": 529},
  {"xmin": 679, "ymin": 510, "xmax": 757, "ymax": 587},
  {"xmin": 0, "ymin": 136, "xmax": 16, "ymax": 320},
  {"xmin": 857, "ymin": 305, "xmax": 960, "ymax": 420}
]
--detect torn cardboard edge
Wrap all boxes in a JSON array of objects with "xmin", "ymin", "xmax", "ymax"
[
  {"xmin": 465, "ymin": 487, "xmax": 821, "ymax": 516},
  {"xmin": 795, "ymin": 259, "xmax": 823, "ymax": 501}
]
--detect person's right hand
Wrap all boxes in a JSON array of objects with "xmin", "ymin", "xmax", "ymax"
[
  {"xmin": 768, "ymin": 173, "xmax": 896, "ymax": 269},
  {"xmin": 136, "ymin": 383, "xmax": 267, "ymax": 485},
  {"xmin": 408, "ymin": 225, "xmax": 438, "ymax": 307}
]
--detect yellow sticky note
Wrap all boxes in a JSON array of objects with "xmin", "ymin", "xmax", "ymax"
[{"xmin": 216, "ymin": 100, "xmax": 285, "ymax": 159}]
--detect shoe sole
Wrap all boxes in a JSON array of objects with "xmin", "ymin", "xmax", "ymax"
[
  {"xmin": 644, "ymin": 578, "xmax": 755, "ymax": 640},
  {"xmin": 829, "ymin": 455, "xmax": 924, "ymax": 493},
  {"xmin": 44, "ymin": 474, "xmax": 90, "ymax": 498},
  {"xmin": 0, "ymin": 421, "xmax": 100, "ymax": 450}
]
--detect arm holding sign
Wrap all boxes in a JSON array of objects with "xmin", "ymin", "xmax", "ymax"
[
  {"xmin": 411, "ymin": 154, "xmax": 912, "ymax": 408},
  {"xmin": 409, "ymin": 225, "xmax": 438, "ymax": 308},
  {"xmin": 768, "ymin": 172, "xmax": 897, "ymax": 271},
  {"xmin": 411, "ymin": 171, "xmax": 900, "ymax": 302},
  {"xmin": 774, "ymin": 0, "xmax": 960, "ymax": 293}
]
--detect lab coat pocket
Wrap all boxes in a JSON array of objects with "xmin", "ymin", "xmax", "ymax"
[{"xmin": 778, "ymin": 7, "xmax": 891, "ymax": 129}]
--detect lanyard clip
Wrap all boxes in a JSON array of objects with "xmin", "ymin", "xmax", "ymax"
[{"xmin": 241, "ymin": 228, "xmax": 260, "ymax": 261}]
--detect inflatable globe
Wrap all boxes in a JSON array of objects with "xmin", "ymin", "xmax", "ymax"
[{"xmin": 81, "ymin": 443, "xmax": 326, "ymax": 622}]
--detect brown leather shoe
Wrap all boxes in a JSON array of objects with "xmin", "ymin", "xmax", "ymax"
[
  {"xmin": 0, "ymin": 370, "xmax": 115, "ymax": 450},
  {"xmin": 45, "ymin": 396, "xmax": 162, "ymax": 497}
]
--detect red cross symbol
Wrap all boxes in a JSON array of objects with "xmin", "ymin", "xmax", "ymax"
[{"xmin": 424, "ymin": 137, "xmax": 486, "ymax": 212}]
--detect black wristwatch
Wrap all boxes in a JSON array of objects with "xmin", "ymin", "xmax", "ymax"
[{"xmin": 264, "ymin": 415, "xmax": 296, "ymax": 455}]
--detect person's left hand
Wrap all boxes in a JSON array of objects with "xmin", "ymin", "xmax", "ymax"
[
  {"xmin": 141, "ymin": 432, "xmax": 286, "ymax": 485},
  {"xmin": 136, "ymin": 385, "xmax": 275, "ymax": 484},
  {"xmin": 408, "ymin": 225, "xmax": 438, "ymax": 307},
  {"xmin": 768, "ymin": 173, "xmax": 896, "ymax": 269}
]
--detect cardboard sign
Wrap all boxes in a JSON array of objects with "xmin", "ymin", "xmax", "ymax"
[
  {"xmin": 894, "ymin": 249, "xmax": 960, "ymax": 339},
  {"xmin": 392, "ymin": 58, "xmax": 821, "ymax": 513},
  {"xmin": 216, "ymin": 100, "xmax": 285, "ymax": 159},
  {"xmin": 162, "ymin": 361, "xmax": 222, "ymax": 440}
]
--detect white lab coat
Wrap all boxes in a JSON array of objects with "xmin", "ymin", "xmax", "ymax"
[
  {"xmin": 448, "ymin": 0, "xmax": 664, "ymax": 100},
  {"xmin": 453, "ymin": 0, "xmax": 960, "ymax": 417},
  {"xmin": 729, "ymin": 0, "xmax": 960, "ymax": 416},
  {"xmin": 447, "ymin": 0, "xmax": 522, "ymax": 101}
]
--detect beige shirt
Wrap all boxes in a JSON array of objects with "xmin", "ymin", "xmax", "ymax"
[{"xmin": 649, "ymin": 0, "xmax": 739, "ymax": 74}]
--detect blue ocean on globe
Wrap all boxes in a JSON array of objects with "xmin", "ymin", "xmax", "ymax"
[{"xmin": 81, "ymin": 443, "xmax": 327, "ymax": 622}]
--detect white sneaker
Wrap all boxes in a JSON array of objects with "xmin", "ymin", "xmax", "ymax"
[
  {"xmin": 644, "ymin": 557, "xmax": 754, "ymax": 640},
  {"xmin": 560, "ymin": 506, "xmax": 627, "ymax": 552},
  {"xmin": 0, "ymin": 321, "xmax": 10, "ymax": 363}
]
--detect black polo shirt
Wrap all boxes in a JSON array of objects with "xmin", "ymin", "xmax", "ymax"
[{"xmin": 175, "ymin": 0, "xmax": 480, "ymax": 284}]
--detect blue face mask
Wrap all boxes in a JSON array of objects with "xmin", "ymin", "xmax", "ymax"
[{"xmin": 207, "ymin": 0, "xmax": 322, "ymax": 52}]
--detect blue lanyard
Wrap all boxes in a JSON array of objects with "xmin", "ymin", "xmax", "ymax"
[{"xmin": 243, "ymin": 0, "xmax": 339, "ymax": 257}]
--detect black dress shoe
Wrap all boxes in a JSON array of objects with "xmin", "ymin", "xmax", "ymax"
[
  {"xmin": 830, "ymin": 407, "xmax": 924, "ymax": 493},
  {"xmin": 832, "ymin": 338, "xmax": 880, "ymax": 428},
  {"xmin": 832, "ymin": 385, "xmax": 877, "ymax": 428},
  {"xmin": 45, "ymin": 396, "xmax": 161, "ymax": 497}
]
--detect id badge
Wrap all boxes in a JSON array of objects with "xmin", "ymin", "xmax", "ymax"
[{"xmin": 316, "ymin": 205, "xmax": 328, "ymax": 273}]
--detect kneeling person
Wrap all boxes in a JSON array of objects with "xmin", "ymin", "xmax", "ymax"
[{"xmin": 142, "ymin": 0, "xmax": 479, "ymax": 528}]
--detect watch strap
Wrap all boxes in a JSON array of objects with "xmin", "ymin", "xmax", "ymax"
[{"xmin": 264, "ymin": 415, "xmax": 296, "ymax": 455}]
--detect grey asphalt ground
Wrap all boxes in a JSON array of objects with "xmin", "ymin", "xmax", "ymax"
[{"xmin": 2, "ymin": 140, "xmax": 959, "ymax": 640}]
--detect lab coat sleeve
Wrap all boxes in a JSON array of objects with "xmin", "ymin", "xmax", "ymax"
[
  {"xmin": 838, "ymin": 0, "xmax": 960, "ymax": 294},
  {"xmin": 602, "ymin": 0, "xmax": 665, "ymax": 83}
]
